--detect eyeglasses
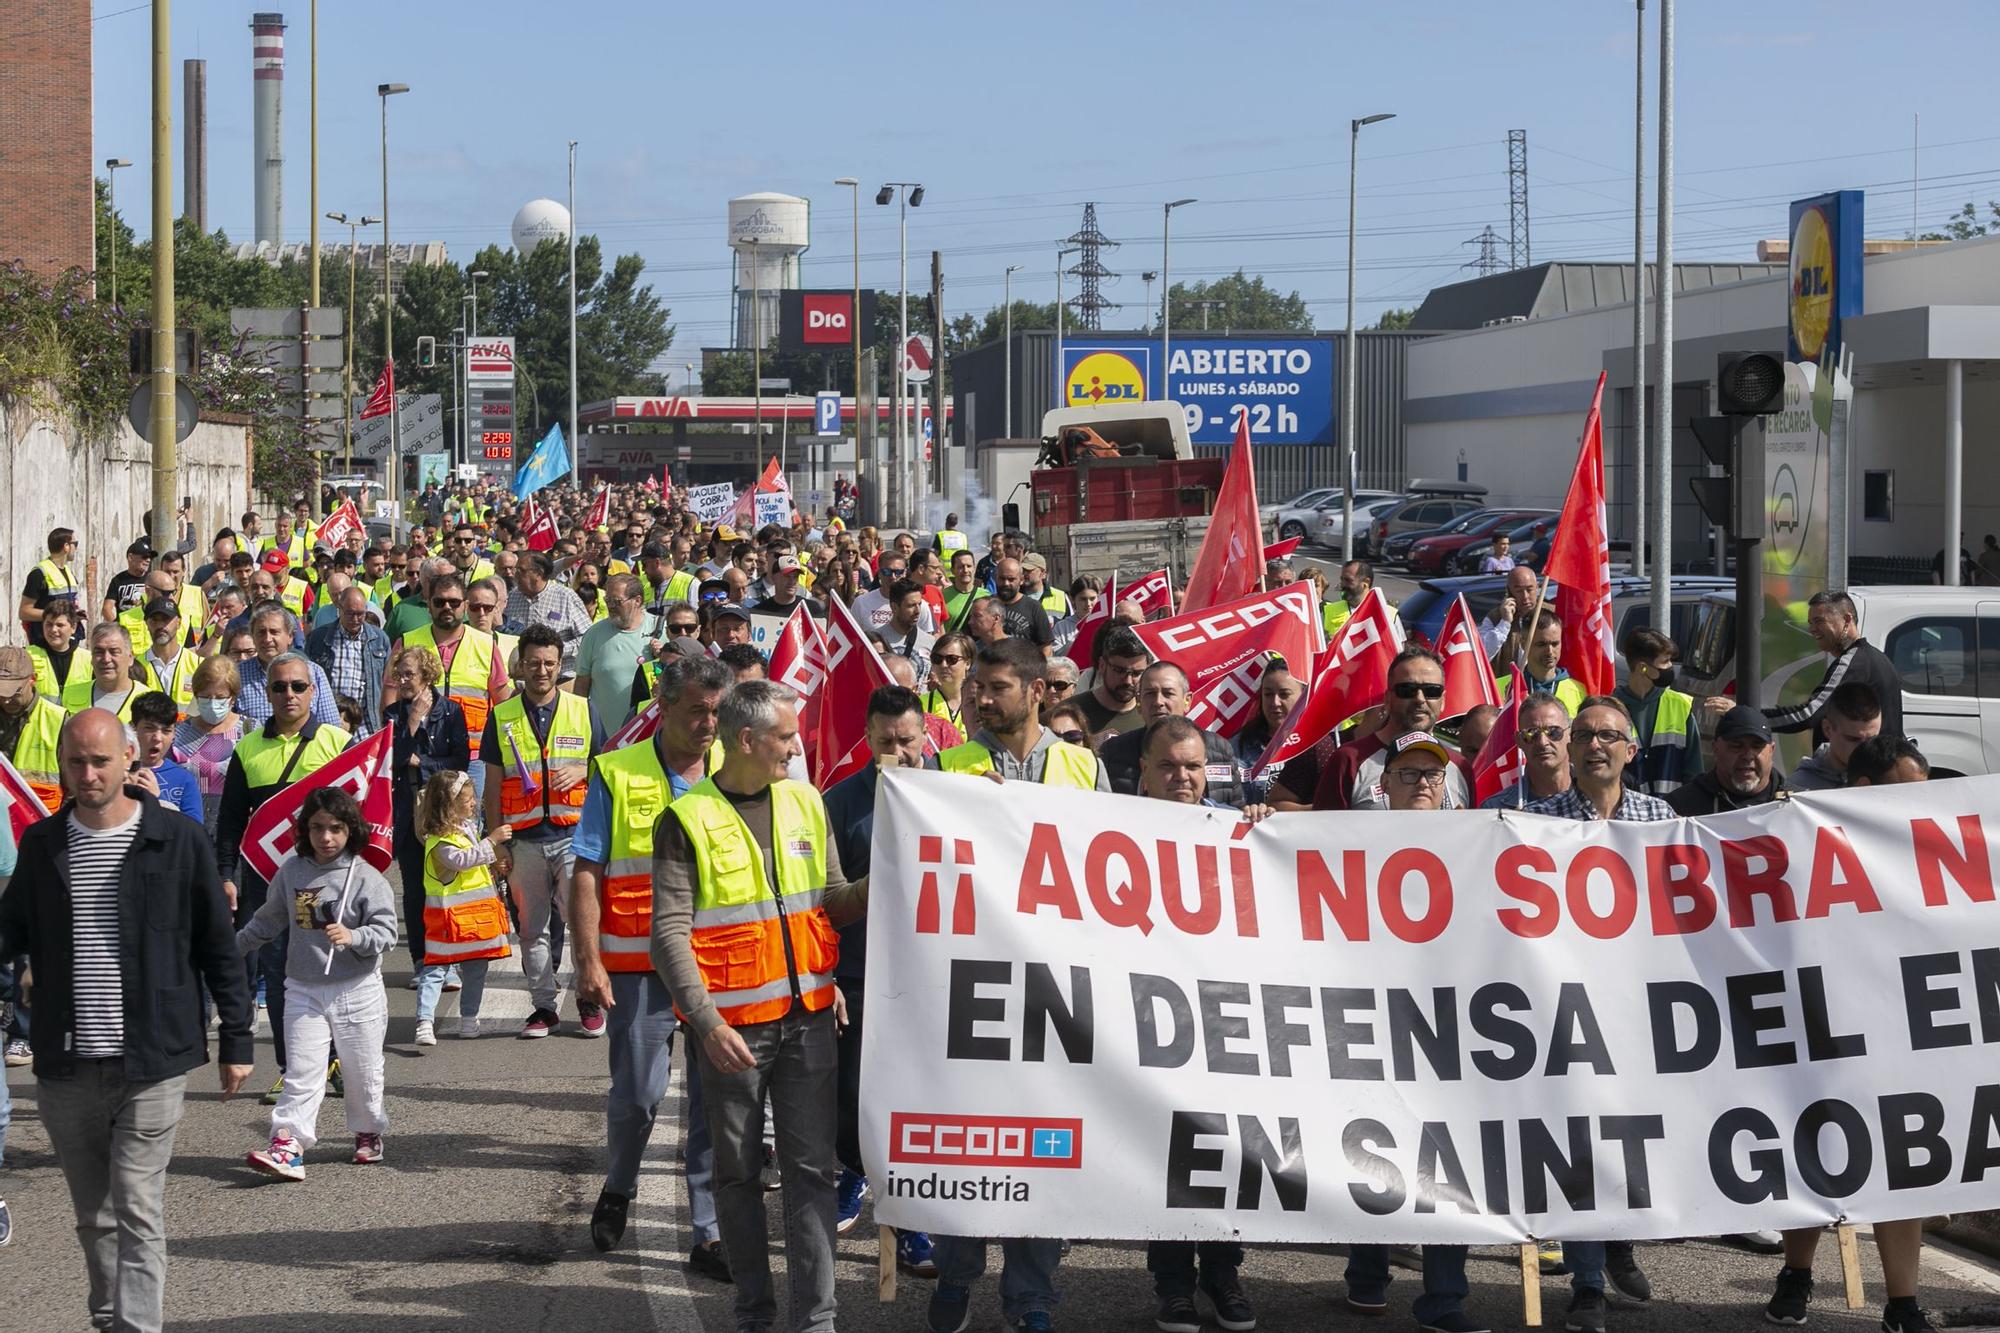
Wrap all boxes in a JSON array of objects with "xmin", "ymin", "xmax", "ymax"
[
  {"xmin": 1391, "ymin": 681, "xmax": 1446, "ymax": 700},
  {"xmin": 1520, "ymin": 725, "xmax": 1568, "ymax": 742},
  {"xmin": 934, "ymin": 653, "xmax": 966, "ymax": 667},
  {"xmin": 1388, "ymin": 768, "xmax": 1448, "ymax": 787},
  {"xmin": 467, "ymin": 601, "xmax": 496, "ymax": 613},
  {"xmin": 268, "ymin": 680, "xmax": 312, "ymax": 695},
  {"xmin": 1575, "ymin": 728, "xmax": 1631, "ymax": 747},
  {"xmin": 1046, "ymin": 680, "xmax": 1075, "ymax": 693},
  {"xmin": 431, "ymin": 596, "xmax": 463, "ymax": 608},
  {"xmin": 1055, "ymin": 730, "xmax": 1087, "ymax": 745},
  {"xmin": 390, "ymin": 564, "xmax": 408, "ymax": 574}
]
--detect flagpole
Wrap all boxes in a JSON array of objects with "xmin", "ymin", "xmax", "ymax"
[{"xmin": 568, "ymin": 140, "xmax": 580, "ymax": 486}]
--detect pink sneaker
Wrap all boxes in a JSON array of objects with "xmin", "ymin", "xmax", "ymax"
[
  {"xmin": 352, "ymin": 1133, "xmax": 384, "ymax": 1165},
  {"xmin": 247, "ymin": 1135, "xmax": 305, "ymax": 1181},
  {"xmin": 578, "ymin": 1002, "xmax": 607, "ymax": 1038}
]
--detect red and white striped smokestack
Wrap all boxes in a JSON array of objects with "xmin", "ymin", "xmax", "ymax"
[{"xmin": 250, "ymin": 12, "xmax": 285, "ymax": 248}]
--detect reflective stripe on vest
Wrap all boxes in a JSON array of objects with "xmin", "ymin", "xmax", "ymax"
[
  {"xmin": 12, "ymin": 697, "xmax": 64, "ymax": 812},
  {"xmin": 29, "ymin": 645, "xmax": 89, "ymax": 704},
  {"xmin": 143, "ymin": 650, "xmax": 200, "ymax": 714},
  {"xmin": 494, "ymin": 691, "xmax": 592, "ymax": 829},
  {"xmin": 594, "ymin": 740, "xmax": 697, "ymax": 971},
  {"xmin": 421, "ymin": 829, "xmax": 511, "ymax": 964},
  {"xmin": 668, "ymin": 777, "xmax": 836, "ymax": 1025},
  {"xmin": 938, "ymin": 739, "xmax": 1098, "ymax": 788},
  {"xmin": 280, "ymin": 577, "xmax": 310, "ymax": 621},
  {"xmin": 404, "ymin": 624, "xmax": 498, "ymax": 736},
  {"xmin": 34, "ymin": 558, "xmax": 75, "ymax": 599}
]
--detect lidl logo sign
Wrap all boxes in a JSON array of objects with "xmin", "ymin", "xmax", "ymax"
[
  {"xmin": 1066, "ymin": 351, "xmax": 1146, "ymax": 407},
  {"xmin": 1789, "ymin": 204, "xmax": 1835, "ymax": 363}
]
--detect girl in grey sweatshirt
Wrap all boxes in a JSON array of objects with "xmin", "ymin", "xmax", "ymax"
[{"xmin": 239, "ymin": 788, "xmax": 400, "ymax": 1180}]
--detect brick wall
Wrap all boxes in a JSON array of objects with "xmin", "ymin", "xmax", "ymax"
[{"xmin": 0, "ymin": 0, "xmax": 94, "ymax": 278}]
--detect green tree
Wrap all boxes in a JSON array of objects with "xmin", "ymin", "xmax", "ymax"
[
  {"xmin": 1921, "ymin": 200, "xmax": 2000, "ymax": 241},
  {"xmin": 1162, "ymin": 271, "xmax": 1312, "ymax": 333},
  {"xmin": 1371, "ymin": 307, "xmax": 1417, "ymax": 331}
]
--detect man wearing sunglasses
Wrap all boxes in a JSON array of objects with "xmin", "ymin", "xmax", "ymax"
[
  {"xmin": 1310, "ymin": 646, "xmax": 1472, "ymax": 811},
  {"xmin": 393, "ymin": 574, "xmax": 512, "ymax": 800},
  {"xmin": 1523, "ymin": 695, "xmax": 1673, "ymax": 1332},
  {"xmin": 1479, "ymin": 695, "xmax": 1574, "ymax": 809}
]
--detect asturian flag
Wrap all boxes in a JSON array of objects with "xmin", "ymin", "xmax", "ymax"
[{"xmin": 512, "ymin": 423, "xmax": 571, "ymax": 500}]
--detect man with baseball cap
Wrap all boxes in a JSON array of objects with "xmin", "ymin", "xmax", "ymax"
[
  {"xmin": 1344, "ymin": 729, "xmax": 1492, "ymax": 1332},
  {"xmin": 751, "ymin": 554, "xmax": 823, "ymax": 619},
  {"xmin": 138, "ymin": 598, "xmax": 202, "ymax": 717},
  {"xmin": 1668, "ymin": 704, "xmax": 1789, "ymax": 816},
  {"xmin": 260, "ymin": 548, "xmax": 314, "ymax": 624},
  {"xmin": 1019, "ymin": 553, "xmax": 1071, "ymax": 622},
  {"xmin": 0, "ymin": 646, "xmax": 65, "ymax": 813},
  {"xmin": 703, "ymin": 602, "xmax": 753, "ymax": 654},
  {"xmin": 101, "ymin": 539, "xmax": 155, "ymax": 623}
]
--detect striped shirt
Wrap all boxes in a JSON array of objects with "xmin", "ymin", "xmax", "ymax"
[{"xmin": 68, "ymin": 806, "xmax": 142, "ymax": 1057}]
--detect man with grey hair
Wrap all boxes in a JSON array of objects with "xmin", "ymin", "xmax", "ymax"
[
  {"xmin": 653, "ymin": 679, "xmax": 869, "ymax": 1333},
  {"xmin": 237, "ymin": 603, "xmax": 342, "ymax": 729},
  {"xmin": 574, "ymin": 654, "xmax": 731, "ymax": 1281},
  {"xmin": 1097, "ymin": 661, "xmax": 1244, "ymax": 805},
  {"xmin": 306, "ymin": 585, "xmax": 389, "ymax": 734},
  {"xmin": 507, "ymin": 551, "xmax": 592, "ymax": 670}
]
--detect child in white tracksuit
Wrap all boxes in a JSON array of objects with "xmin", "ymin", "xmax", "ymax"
[{"xmin": 239, "ymin": 787, "xmax": 400, "ymax": 1179}]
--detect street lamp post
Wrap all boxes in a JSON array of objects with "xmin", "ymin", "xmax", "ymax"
[
  {"xmin": 568, "ymin": 140, "xmax": 579, "ymax": 483},
  {"xmin": 877, "ymin": 182, "xmax": 923, "ymax": 527},
  {"xmin": 467, "ymin": 268, "xmax": 487, "ymax": 463},
  {"xmin": 1004, "ymin": 264, "xmax": 1023, "ymax": 439},
  {"xmin": 1161, "ymin": 198, "xmax": 1195, "ymax": 408},
  {"xmin": 325, "ymin": 210, "xmax": 378, "ymax": 473},
  {"xmin": 103, "ymin": 158, "xmax": 132, "ymax": 307},
  {"xmin": 834, "ymin": 178, "xmax": 863, "ymax": 514},
  {"xmin": 460, "ymin": 294, "xmax": 475, "ymax": 464},
  {"xmin": 1342, "ymin": 112, "xmax": 1396, "ymax": 562},
  {"xmin": 378, "ymin": 81, "xmax": 409, "ymax": 510}
]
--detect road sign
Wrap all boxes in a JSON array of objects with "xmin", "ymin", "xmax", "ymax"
[
  {"xmin": 126, "ymin": 382, "xmax": 199, "ymax": 445},
  {"xmin": 903, "ymin": 333, "xmax": 934, "ymax": 383},
  {"xmin": 758, "ymin": 377, "xmax": 792, "ymax": 391},
  {"xmin": 348, "ymin": 393, "xmax": 444, "ymax": 459},
  {"xmin": 230, "ymin": 306, "xmax": 342, "ymax": 338},
  {"xmin": 815, "ymin": 391, "xmax": 841, "ymax": 437}
]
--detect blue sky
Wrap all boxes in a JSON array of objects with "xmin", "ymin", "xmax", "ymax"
[{"xmin": 80, "ymin": 0, "xmax": 2000, "ymax": 387}]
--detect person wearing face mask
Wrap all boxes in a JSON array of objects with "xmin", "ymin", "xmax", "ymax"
[
  {"xmin": 1613, "ymin": 627, "xmax": 1699, "ymax": 797},
  {"xmin": 173, "ymin": 655, "xmax": 247, "ymax": 832}
]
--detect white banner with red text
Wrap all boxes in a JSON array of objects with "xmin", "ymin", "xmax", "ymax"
[{"xmin": 861, "ymin": 769, "xmax": 2000, "ymax": 1243}]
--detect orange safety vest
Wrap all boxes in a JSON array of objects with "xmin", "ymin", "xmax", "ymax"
[
  {"xmin": 667, "ymin": 776, "xmax": 837, "ymax": 1026},
  {"xmin": 421, "ymin": 828, "xmax": 513, "ymax": 964},
  {"xmin": 492, "ymin": 691, "xmax": 592, "ymax": 831}
]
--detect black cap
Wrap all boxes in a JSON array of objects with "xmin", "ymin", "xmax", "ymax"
[
  {"xmin": 708, "ymin": 603, "xmax": 751, "ymax": 624},
  {"xmin": 142, "ymin": 596, "xmax": 180, "ymax": 622},
  {"xmin": 1715, "ymin": 704, "xmax": 1774, "ymax": 744},
  {"xmin": 127, "ymin": 538, "xmax": 155, "ymax": 558}
]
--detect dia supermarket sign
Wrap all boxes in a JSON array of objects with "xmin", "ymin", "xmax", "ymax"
[{"xmin": 1056, "ymin": 336, "xmax": 1335, "ymax": 446}]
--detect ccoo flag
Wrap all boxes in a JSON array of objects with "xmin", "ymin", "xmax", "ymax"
[{"xmin": 512, "ymin": 423, "xmax": 571, "ymax": 500}]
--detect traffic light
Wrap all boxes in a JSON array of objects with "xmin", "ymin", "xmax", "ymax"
[
  {"xmin": 1686, "ymin": 351, "xmax": 1780, "ymax": 537},
  {"xmin": 416, "ymin": 335, "xmax": 436, "ymax": 368}
]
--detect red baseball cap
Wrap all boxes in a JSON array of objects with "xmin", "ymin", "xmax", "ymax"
[{"xmin": 259, "ymin": 548, "xmax": 290, "ymax": 572}]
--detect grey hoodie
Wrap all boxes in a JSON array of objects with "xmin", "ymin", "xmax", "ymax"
[
  {"xmin": 237, "ymin": 851, "xmax": 400, "ymax": 984},
  {"xmin": 1788, "ymin": 744, "xmax": 1847, "ymax": 793}
]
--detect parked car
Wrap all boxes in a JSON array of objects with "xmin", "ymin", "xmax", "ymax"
[
  {"xmin": 1397, "ymin": 573, "xmax": 1733, "ymax": 688},
  {"xmin": 1382, "ymin": 507, "xmax": 1502, "ymax": 566},
  {"xmin": 1680, "ymin": 585, "xmax": 2000, "ymax": 776},
  {"xmin": 1448, "ymin": 515, "xmax": 1561, "ymax": 574},
  {"xmin": 1261, "ymin": 487, "xmax": 1341, "ymax": 525},
  {"xmin": 1269, "ymin": 489, "xmax": 1395, "ymax": 544},
  {"xmin": 1310, "ymin": 495, "xmax": 1403, "ymax": 551},
  {"xmin": 1407, "ymin": 509, "xmax": 1553, "ymax": 575},
  {"xmin": 1363, "ymin": 491, "xmax": 1488, "ymax": 560}
]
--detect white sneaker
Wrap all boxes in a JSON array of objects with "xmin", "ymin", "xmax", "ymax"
[
  {"xmin": 414, "ymin": 1019, "xmax": 437, "ymax": 1047},
  {"xmin": 454, "ymin": 1016, "xmax": 481, "ymax": 1039}
]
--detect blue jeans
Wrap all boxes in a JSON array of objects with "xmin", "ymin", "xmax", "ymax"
[
  {"xmin": 1567, "ymin": 1240, "xmax": 1606, "ymax": 1293},
  {"xmin": 416, "ymin": 958, "xmax": 489, "ymax": 1023},
  {"xmin": 932, "ymin": 1237, "xmax": 1062, "ymax": 1321},
  {"xmin": 604, "ymin": 970, "xmax": 718, "ymax": 1247},
  {"xmin": 1346, "ymin": 1244, "xmax": 1471, "ymax": 1324}
]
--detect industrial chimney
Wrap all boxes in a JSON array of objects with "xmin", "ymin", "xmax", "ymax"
[
  {"xmin": 250, "ymin": 13, "xmax": 285, "ymax": 247},
  {"xmin": 183, "ymin": 58, "xmax": 207, "ymax": 231}
]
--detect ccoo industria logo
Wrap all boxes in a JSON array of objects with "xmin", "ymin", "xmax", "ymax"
[{"xmin": 889, "ymin": 1113, "xmax": 1084, "ymax": 1168}]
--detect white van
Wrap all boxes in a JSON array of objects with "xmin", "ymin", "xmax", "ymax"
[{"xmin": 1681, "ymin": 585, "xmax": 2000, "ymax": 777}]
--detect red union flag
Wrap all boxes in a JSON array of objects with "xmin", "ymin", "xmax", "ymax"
[
  {"xmin": 522, "ymin": 495, "xmax": 560, "ymax": 553},
  {"xmin": 1256, "ymin": 588, "xmax": 1403, "ymax": 770},
  {"xmin": 1474, "ymin": 665, "xmax": 1528, "ymax": 806},
  {"xmin": 0, "ymin": 749, "xmax": 50, "ymax": 841},
  {"xmin": 607, "ymin": 699, "xmax": 660, "ymax": 751},
  {"xmin": 316, "ymin": 499, "xmax": 363, "ymax": 551},
  {"xmin": 1063, "ymin": 574, "xmax": 1118, "ymax": 666},
  {"xmin": 1133, "ymin": 583, "xmax": 1323, "ymax": 737},
  {"xmin": 1262, "ymin": 537, "xmax": 1302, "ymax": 563},
  {"xmin": 1123, "ymin": 568, "xmax": 1174, "ymax": 619},
  {"xmin": 358, "ymin": 361, "xmax": 395, "ymax": 420},
  {"xmin": 1180, "ymin": 415, "xmax": 1262, "ymax": 612},
  {"xmin": 814, "ymin": 592, "xmax": 894, "ymax": 788},
  {"xmin": 1437, "ymin": 593, "xmax": 1502, "ymax": 721},
  {"xmin": 584, "ymin": 485, "xmax": 612, "ymax": 533},
  {"xmin": 769, "ymin": 605, "xmax": 828, "ymax": 699},
  {"xmin": 240, "ymin": 728, "xmax": 395, "ymax": 882},
  {"xmin": 1542, "ymin": 371, "xmax": 1617, "ymax": 695}
]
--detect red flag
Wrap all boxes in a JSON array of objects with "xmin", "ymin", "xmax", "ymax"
[
  {"xmin": 584, "ymin": 485, "xmax": 611, "ymax": 533},
  {"xmin": 1541, "ymin": 372, "xmax": 1617, "ymax": 695},
  {"xmin": 755, "ymin": 456, "xmax": 783, "ymax": 491},
  {"xmin": 1262, "ymin": 537, "xmax": 1302, "ymax": 563},
  {"xmin": 769, "ymin": 604, "xmax": 828, "ymax": 699},
  {"xmin": 358, "ymin": 362, "xmax": 395, "ymax": 420},
  {"xmin": 522, "ymin": 495, "xmax": 560, "ymax": 552},
  {"xmin": 1473, "ymin": 665, "xmax": 1528, "ymax": 806},
  {"xmin": 1134, "ymin": 582, "xmax": 1324, "ymax": 737},
  {"xmin": 1437, "ymin": 594, "xmax": 1502, "ymax": 721},
  {"xmin": 316, "ymin": 499, "xmax": 363, "ymax": 551},
  {"xmin": 1256, "ymin": 588, "xmax": 1403, "ymax": 770},
  {"xmin": 606, "ymin": 699, "xmax": 660, "ymax": 751},
  {"xmin": 0, "ymin": 748, "xmax": 50, "ymax": 841},
  {"xmin": 1181, "ymin": 414, "xmax": 1263, "ymax": 612},
  {"xmin": 240, "ymin": 728, "xmax": 395, "ymax": 882},
  {"xmin": 814, "ymin": 591, "xmax": 894, "ymax": 788},
  {"xmin": 1123, "ymin": 568, "xmax": 1174, "ymax": 620},
  {"xmin": 1064, "ymin": 574, "xmax": 1117, "ymax": 666}
]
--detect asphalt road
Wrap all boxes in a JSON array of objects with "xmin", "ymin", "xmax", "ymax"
[{"xmin": 8, "ymin": 927, "xmax": 2000, "ymax": 1331}]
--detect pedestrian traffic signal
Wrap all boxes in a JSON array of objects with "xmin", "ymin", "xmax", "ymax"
[
  {"xmin": 416, "ymin": 335, "xmax": 436, "ymax": 368},
  {"xmin": 1716, "ymin": 350, "xmax": 1785, "ymax": 417},
  {"xmin": 1688, "ymin": 352, "xmax": 1778, "ymax": 537}
]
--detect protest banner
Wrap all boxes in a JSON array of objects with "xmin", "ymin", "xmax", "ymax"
[
  {"xmin": 754, "ymin": 491, "xmax": 791, "ymax": 530},
  {"xmin": 863, "ymin": 770, "xmax": 2000, "ymax": 1245},
  {"xmin": 240, "ymin": 728, "xmax": 396, "ymax": 881},
  {"xmin": 1134, "ymin": 583, "xmax": 1322, "ymax": 736},
  {"xmin": 688, "ymin": 482, "xmax": 736, "ymax": 525}
]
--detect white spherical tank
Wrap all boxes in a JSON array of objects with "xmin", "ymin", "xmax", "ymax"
[
  {"xmin": 729, "ymin": 193, "xmax": 810, "ymax": 350},
  {"xmin": 512, "ymin": 198, "xmax": 571, "ymax": 253}
]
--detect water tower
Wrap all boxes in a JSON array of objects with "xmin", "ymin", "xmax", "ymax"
[{"xmin": 728, "ymin": 193, "xmax": 809, "ymax": 350}]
